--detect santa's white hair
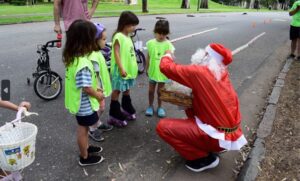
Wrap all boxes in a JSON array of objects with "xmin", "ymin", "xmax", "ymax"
[{"xmin": 191, "ymin": 48, "xmax": 225, "ymax": 81}]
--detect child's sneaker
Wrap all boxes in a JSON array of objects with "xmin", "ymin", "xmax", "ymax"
[
  {"xmin": 98, "ymin": 122, "xmax": 113, "ymax": 132},
  {"xmin": 121, "ymin": 95, "xmax": 136, "ymax": 120},
  {"xmin": 89, "ymin": 130, "xmax": 105, "ymax": 142},
  {"xmin": 87, "ymin": 145, "xmax": 103, "ymax": 154},
  {"xmin": 109, "ymin": 101, "xmax": 128, "ymax": 128},
  {"xmin": 108, "ymin": 117, "xmax": 127, "ymax": 128},
  {"xmin": 157, "ymin": 107, "xmax": 166, "ymax": 118},
  {"xmin": 79, "ymin": 155, "xmax": 104, "ymax": 166},
  {"xmin": 145, "ymin": 107, "xmax": 154, "ymax": 116}
]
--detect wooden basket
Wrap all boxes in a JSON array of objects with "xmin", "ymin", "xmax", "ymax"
[{"xmin": 160, "ymin": 88, "xmax": 192, "ymax": 108}]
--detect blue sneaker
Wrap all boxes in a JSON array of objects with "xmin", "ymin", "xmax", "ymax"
[
  {"xmin": 157, "ymin": 107, "xmax": 166, "ymax": 118},
  {"xmin": 145, "ymin": 107, "xmax": 154, "ymax": 116}
]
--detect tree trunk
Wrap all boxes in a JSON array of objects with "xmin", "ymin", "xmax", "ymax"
[
  {"xmin": 249, "ymin": 0, "xmax": 255, "ymax": 8},
  {"xmin": 200, "ymin": 0, "xmax": 208, "ymax": 9},
  {"xmin": 181, "ymin": 0, "xmax": 190, "ymax": 9},
  {"xmin": 142, "ymin": 0, "xmax": 148, "ymax": 12}
]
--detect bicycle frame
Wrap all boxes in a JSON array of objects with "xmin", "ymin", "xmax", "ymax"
[{"xmin": 33, "ymin": 40, "xmax": 60, "ymax": 78}]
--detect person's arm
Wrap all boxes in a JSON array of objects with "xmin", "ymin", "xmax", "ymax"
[
  {"xmin": 160, "ymin": 53, "xmax": 198, "ymax": 89},
  {"xmin": 88, "ymin": 0, "xmax": 99, "ymax": 19},
  {"xmin": 0, "ymin": 100, "xmax": 31, "ymax": 112},
  {"xmin": 145, "ymin": 53, "xmax": 150, "ymax": 76},
  {"xmin": 113, "ymin": 40, "xmax": 127, "ymax": 77},
  {"xmin": 83, "ymin": 87, "xmax": 104, "ymax": 102},
  {"xmin": 76, "ymin": 68, "xmax": 104, "ymax": 102},
  {"xmin": 53, "ymin": 0, "xmax": 62, "ymax": 34}
]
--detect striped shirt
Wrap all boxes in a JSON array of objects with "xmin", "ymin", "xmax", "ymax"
[{"xmin": 75, "ymin": 67, "xmax": 93, "ymax": 116}]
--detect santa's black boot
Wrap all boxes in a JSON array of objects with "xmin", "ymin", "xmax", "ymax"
[
  {"xmin": 121, "ymin": 95, "xmax": 136, "ymax": 120},
  {"xmin": 108, "ymin": 100, "xmax": 127, "ymax": 127}
]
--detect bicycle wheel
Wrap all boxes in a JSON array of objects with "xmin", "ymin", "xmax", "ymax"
[
  {"xmin": 34, "ymin": 71, "xmax": 62, "ymax": 100},
  {"xmin": 136, "ymin": 50, "xmax": 146, "ymax": 74}
]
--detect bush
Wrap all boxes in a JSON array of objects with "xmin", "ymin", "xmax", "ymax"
[{"xmin": 10, "ymin": 0, "xmax": 26, "ymax": 5}]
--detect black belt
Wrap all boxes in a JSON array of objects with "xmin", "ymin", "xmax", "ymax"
[{"xmin": 217, "ymin": 126, "xmax": 239, "ymax": 133}]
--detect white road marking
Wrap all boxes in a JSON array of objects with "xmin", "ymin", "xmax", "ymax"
[
  {"xmin": 232, "ymin": 32, "xmax": 266, "ymax": 55},
  {"xmin": 142, "ymin": 28, "xmax": 218, "ymax": 50},
  {"xmin": 273, "ymin": 19, "xmax": 287, "ymax": 22},
  {"xmin": 170, "ymin": 28, "xmax": 218, "ymax": 43}
]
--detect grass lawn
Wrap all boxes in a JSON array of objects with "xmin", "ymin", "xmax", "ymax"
[{"xmin": 0, "ymin": 0, "xmax": 274, "ymax": 25}]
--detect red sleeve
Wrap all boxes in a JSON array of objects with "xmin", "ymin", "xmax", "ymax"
[{"xmin": 159, "ymin": 55, "xmax": 198, "ymax": 89}]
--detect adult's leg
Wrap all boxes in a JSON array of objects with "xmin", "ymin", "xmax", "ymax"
[
  {"xmin": 291, "ymin": 39, "xmax": 297, "ymax": 55},
  {"xmin": 297, "ymin": 38, "xmax": 300, "ymax": 57},
  {"xmin": 156, "ymin": 118, "xmax": 222, "ymax": 160}
]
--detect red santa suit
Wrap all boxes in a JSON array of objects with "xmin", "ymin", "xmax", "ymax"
[{"xmin": 156, "ymin": 44, "xmax": 247, "ymax": 161}]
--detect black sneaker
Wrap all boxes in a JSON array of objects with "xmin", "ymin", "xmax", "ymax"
[
  {"xmin": 297, "ymin": 56, "xmax": 300, "ymax": 61},
  {"xmin": 288, "ymin": 54, "xmax": 296, "ymax": 59},
  {"xmin": 79, "ymin": 155, "xmax": 104, "ymax": 166},
  {"xmin": 88, "ymin": 145, "xmax": 103, "ymax": 154},
  {"xmin": 98, "ymin": 123, "xmax": 113, "ymax": 132},
  {"xmin": 89, "ymin": 129, "xmax": 105, "ymax": 142},
  {"xmin": 185, "ymin": 153, "xmax": 219, "ymax": 172}
]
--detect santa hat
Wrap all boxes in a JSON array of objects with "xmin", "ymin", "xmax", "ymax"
[{"xmin": 205, "ymin": 43, "xmax": 232, "ymax": 66}]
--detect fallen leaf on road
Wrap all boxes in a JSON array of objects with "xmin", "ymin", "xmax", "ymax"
[
  {"xmin": 83, "ymin": 168, "xmax": 88, "ymax": 176},
  {"xmin": 119, "ymin": 162, "xmax": 124, "ymax": 172}
]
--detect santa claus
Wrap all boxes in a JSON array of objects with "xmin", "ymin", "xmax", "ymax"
[{"xmin": 156, "ymin": 43, "xmax": 247, "ymax": 172}]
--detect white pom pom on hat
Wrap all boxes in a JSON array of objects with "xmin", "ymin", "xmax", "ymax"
[{"xmin": 205, "ymin": 43, "xmax": 232, "ymax": 65}]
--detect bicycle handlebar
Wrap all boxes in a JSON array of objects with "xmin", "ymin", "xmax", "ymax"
[
  {"xmin": 131, "ymin": 28, "xmax": 146, "ymax": 38},
  {"xmin": 44, "ymin": 40, "xmax": 61, "ymax": 48}
]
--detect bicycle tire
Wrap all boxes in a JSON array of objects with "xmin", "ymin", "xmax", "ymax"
[
  {"xmin": 34, "ymin": 71, "xmax": 62, "ymax": 100},
  {"xmin": 136, "ymin": 50, "xmax": 146, "ymax": 74}
]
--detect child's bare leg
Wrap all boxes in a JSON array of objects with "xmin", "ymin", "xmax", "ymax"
[
  {"xmin": 77, "ymin": 125, "xmax": 89, "ymax": 158},
  {"xmin": 111, "ymin": 90, "xmax": 120, "ymax": 101},
  {"xmin": 149, "ymin": 82, "xmax": 156, "ymax": 107},
  {"xmin": 157, "ymin": 83, "xmax": 165, "ymax": 108}
]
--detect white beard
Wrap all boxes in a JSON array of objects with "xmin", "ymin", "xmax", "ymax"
[{"xmin": 191, "ymin": 49, "xmax": 225, "ymax": 81}]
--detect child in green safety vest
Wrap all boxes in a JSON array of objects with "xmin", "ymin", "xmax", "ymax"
[
  {"xmin": 145, "ymin": 19, "xmax": 175, "ymax": 118},
  {"xmin": 108, "ymin": 11, "xmax": 139, "ymax": 127},
  {"xmin": 63, "ymin": 19, "xmax": 105, "ymax": 166}
]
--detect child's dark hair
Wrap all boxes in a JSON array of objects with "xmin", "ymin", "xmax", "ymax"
[
  {"xmin": 113, "ymin": 11, "xmax": 139, "ymax": 37},
  {"xmin": 63, "ymin": 19, "xmax": 98, "ymax": 66},
  {"xmin": 154, "ymin": 19, "xmax": 170, "ymax": 35}
]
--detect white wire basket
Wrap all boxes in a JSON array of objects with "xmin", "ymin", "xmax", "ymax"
[{"xmin": 0, "ymin": 108, "xmax": 38, "ymax": 172}]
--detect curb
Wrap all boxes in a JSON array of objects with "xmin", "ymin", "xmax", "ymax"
[{"xmin": 237, "ymin": 58, "xmax": 294, "ymax": 181}]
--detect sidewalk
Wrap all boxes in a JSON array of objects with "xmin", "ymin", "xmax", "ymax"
[
  {"xmin": 238, "ymin": 58, "xmax": 300, "ymax": 181},
  {"xmin": 256, "ymin": 60, "xmax": 300, "ymax": 180}
]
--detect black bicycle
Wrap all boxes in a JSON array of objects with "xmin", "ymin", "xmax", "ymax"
[
  {"xmin": 101, "ymin": 28, "xmax": 146, "ymax": 74},
  {"xmin": 27, "ymin": 39, "xmax": 62, "ymax": 100}
]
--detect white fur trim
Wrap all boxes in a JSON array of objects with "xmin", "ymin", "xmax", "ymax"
[
  {"xmin": 195, "ymin": 116, "xmax": 247, "ymax": 150},
  {"xmin": 219, "ymin": 134, "xmax": 248, "ymax": 150},
  {"xmin": 205, "ymin": 45, "xmax": 223, "ymax": 64}
]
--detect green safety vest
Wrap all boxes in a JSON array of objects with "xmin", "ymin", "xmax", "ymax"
[
  {"xmin": 111, "ymin": 32, "xmax": 138, "ymax": 79},
  {"xmin": 65, "ymin": 55, "xmax": 99, "ymax": 115},
  {"xmin": 146, "ymin": 39, "xmax": 175, "ymax": 82},
  {"xmin": 291, "ymin": 1, "xmax": 300, "ymax": 27},
  {"xmin": 88, "ymin": 51, "xmax": 112, "ymax": 97}
]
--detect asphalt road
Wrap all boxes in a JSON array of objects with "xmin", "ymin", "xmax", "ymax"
[{"xmin": 0, "ymin": 12, "xmax": 291, "ymax": 180}]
